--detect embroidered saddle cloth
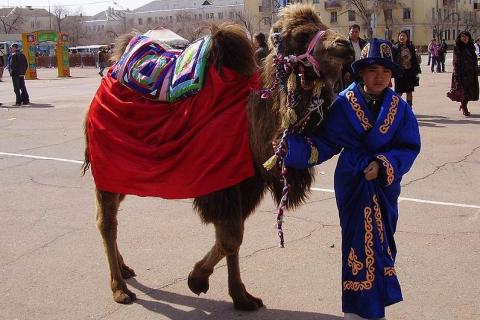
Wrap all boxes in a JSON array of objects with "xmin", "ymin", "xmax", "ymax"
[{"xmin": 111, "ymin": 34, "xmax": 211, "ymax": 102}]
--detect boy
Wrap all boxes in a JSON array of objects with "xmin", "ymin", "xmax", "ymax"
[{"xmin": 284, "ymin": 39, "xmax": 421, "ymax": 319}]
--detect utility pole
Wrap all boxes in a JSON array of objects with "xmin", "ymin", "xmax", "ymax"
[{"xmin": 48, "ymin": 0, "xmax": 52, "ymax": 30}]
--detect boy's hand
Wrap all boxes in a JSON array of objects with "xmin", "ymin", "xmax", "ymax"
[{"xmin": 363, "ymin": 161, "xmax": 379, "ymax": 181}]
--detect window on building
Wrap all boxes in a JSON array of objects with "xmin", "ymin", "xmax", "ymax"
[
  {"xmin": 453, "ymin": 29, "xmax": 456, "ymax": 39},
  {"xmin": 170, "ymin": 16, "xmax": 173, "ymax": 22},
  {"xmin": 403, "ymin": 8, "xmax": 411, "ymax": 20},
  {"xmin": 229, "ymin": 11, "xmax": 234, "ymax": 19},
  {"xmin": 330, "ymin": 11, "xmax": 338, "ymax": 23},
  {"xmin": 147, "ymin": 17, "xmax": 153, "ymax": 24},
  {"xmin": 218, "ymin": 12, "xmax": 223, "ymax": 19},
  {"xmin": 312, "ymin": 0, "xmax": 319, "ymax": 3},
  {"xmin": 198, "ymin": 13, "xmax": 202, "ymax": 20},
  {"xmin": 348, "ymin": 10, "xmax": 356, "ymax": 21},
  {"xmin": 155, "ymin": 17, "xmax": 158, "ymax": 23},
  {"xmin": 210, "ymin": 13, "xmax": 214, "ymax": 19}
]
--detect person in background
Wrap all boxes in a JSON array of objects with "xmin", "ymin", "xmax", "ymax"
[
  {"xmin": 427, "ymin": 38, "xmax": 440, "ymax": 73},
  {"xmin": 98, "ymin": 47, "xmax": 108, "ymax": 77},
  {"xmin": 341, "ymin": 24, "xmax": 367, "ymax": 89},
  {"xmin": 438, "ymin": 39, "xmax": 448, "ymax": 72},
  {"xmin": 9, "ymin": 43, "xmax": 30, "ymax": 106},
  {"xmin": 447, "ymin": 31, "xmax": 479, "ymax": 116},
  {"xmin": 474, "ymin": 37, "xmax": 480, "ymax": 56},
  {"xmin": 253, "ymin": 32, "xmax": 269, "ymax": 67},
  {"xmin": 393, "ymin": 30, "xmax": 420, "ymax": 107},
  {"xmin": 284, "ymin": 38, "xmax": 421, "ymax": 320},
  {"xmin": 0, "ymin": 52, "xmax": 4, "ymax": 81}
]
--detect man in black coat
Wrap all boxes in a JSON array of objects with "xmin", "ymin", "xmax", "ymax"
[
  {"xmin": 9, "ymin": 43, "xmax": 30, "ymax": 106},
  {"xmin": 341, "ymin": 24, "xmax": 367, "ymax": 90}
]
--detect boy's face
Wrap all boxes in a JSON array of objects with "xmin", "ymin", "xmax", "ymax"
[{"xmin": 360, "ymin": 64, "xmax": 392, "ymax": 95}]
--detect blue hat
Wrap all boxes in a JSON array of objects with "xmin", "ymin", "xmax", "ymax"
[{"xmin": 351, "ymin": 38, "xmax": 403, "ymax": 77}]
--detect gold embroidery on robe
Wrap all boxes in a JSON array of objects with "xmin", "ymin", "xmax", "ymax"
[
  {"xmin": 346, "ymin": 91, "xmax": 372, "ymax": 131},
  {"xmin": 379, "ymin": 95, "xmax": 399, "ymax": 134},
  {"xmin": 348, "ymin": 248, "xmax": 364, "ymax": 275},
  {"xmin": 384, "ymin": 267, "xmax": 396, "ymax": 276},
  {"xmin": 376, "ymin": 154, "xmax": 394, "ymax": 186},
  {"xmin": 373, "ymin": 195, "xmax": 384, "ymax": 244},
  {"xmin": 343, "ymin": 206, "xmax": 375, "ymax": 291}
]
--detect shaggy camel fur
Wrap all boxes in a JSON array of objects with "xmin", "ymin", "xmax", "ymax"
[{"xmin": 83, "ymin": 4, "xmax": 354, "ymax": 311}]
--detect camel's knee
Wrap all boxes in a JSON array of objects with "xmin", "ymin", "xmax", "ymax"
[
  {"xmin": 216, "ymin": 228, "xmax": 243, "ymax": 256},
  {"xmin": 95, "ymin": 190, "xmax": 121, "ymax": 234}
]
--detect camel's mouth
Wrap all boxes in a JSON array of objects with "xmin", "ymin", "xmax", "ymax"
[{"xmin": 298, "ymin": 63, "xmax": 318, "ymax": 91}]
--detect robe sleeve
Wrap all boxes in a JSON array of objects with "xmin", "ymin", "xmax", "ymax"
[
  {"xmin": 284, "ymin": 97, "xmax": 351, "ymax": 169},
  {"xmin": 374, "ymin": 105, "xmax": 421, "ymax": 186}
]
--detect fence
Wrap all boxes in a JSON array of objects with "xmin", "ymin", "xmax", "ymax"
[{"xmin": 35, "ymin": 53, "xmax": 112, "ymax": 68}]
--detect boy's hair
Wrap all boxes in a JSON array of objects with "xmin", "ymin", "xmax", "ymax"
[{"xmin": 349, "ymin": 24, "xmax": 361, "ymax": 31}]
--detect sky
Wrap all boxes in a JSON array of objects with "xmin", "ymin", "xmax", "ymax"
[{"xmin": 0, "ymin": 0, "xmax": 154, "ymax": 16}]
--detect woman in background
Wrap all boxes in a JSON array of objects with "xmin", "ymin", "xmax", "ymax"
[
  {"xmin": 447, "ymin": 31, "xmax": 479, "ymax": 116},
  {"xmin": 393, "ymin": 30, "xmax": 420, "ymax": 107}
]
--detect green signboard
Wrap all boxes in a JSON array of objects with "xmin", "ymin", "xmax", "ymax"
[{"xmin": 37, "ymin": 31, "xmax": 58, "ymax": 43}]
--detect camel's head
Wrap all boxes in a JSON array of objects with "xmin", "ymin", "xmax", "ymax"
[
  {"xmin": 272, "ymin": 4, "xmax": 353, "ymax": 89},
  {"xmin": 265, "ymin": 4, "xmax": 354, "ymax": 134}
]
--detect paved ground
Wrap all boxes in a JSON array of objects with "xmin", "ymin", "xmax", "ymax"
[{"xmin": 0, "ymin": 56, "xmax": 479, "ymax": 320}]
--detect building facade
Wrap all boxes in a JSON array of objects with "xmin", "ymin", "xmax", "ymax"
[
  {"xmin": 243, "ymin": 0, "xmax": 480, "ymax": 47},
  {"xmin": 124, "ymin": 0, "xmax": 245, "ymax": 41}
]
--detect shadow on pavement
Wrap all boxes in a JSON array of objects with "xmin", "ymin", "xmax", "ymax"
[
  {"xmin": 1, "ymin": 103, "xmax": 54, "ymax": 108},
  {"xmin": 128, "ymin": 278, "xmax": 342, "ymax": 320},
  {"xmin": 415, "ymin": 114, "xmax": 480, "ymax": 127}
]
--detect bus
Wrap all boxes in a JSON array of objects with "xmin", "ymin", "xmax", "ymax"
[{"xmin": 68, "ymin": 45, "xmax": 109, "ymax": 56}]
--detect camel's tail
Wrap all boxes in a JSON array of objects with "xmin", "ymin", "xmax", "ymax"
[{"xmin": 81, "ymin": 117, "xmax": 90, "ymax": 176}]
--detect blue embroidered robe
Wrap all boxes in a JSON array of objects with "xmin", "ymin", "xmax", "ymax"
[{"xmin": 285, "ymin": 82, "xmax": 421, "ymax": 318}]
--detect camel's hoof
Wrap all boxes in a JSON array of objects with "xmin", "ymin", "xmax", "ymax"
[
  {"xmin": 113, "ymin": 289, "xmax": 137, "ymax": 304},
  {"xmin": 231, "ymin": 288, "xmax": 264, "ymax": 311},
  {"xmin": 188, "ymin": 271, "xmax": 209, "ymax": 295},
  {"xmin": 233, "ymin": 297, "xmax": 263, "ymax": 311},
  {"xmin": 120, "ymin": 264, "xmax": 136, "ymax": 279}
]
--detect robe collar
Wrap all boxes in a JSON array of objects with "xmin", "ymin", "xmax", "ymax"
[{"xmin": 343, "ymin": 82, "xmax": 401, "ymax": 139}]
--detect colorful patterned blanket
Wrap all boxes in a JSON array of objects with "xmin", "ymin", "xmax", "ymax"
[
  {"xmin": 87, "ymin": 53, "xmax": 260, "ymax": 198},
  {"xmin": 111, "ymin": 34, "xmax": 211, "ymax": 102}
]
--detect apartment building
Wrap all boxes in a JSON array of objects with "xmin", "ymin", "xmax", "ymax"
[
  {"xmin": 0, "ymin": 7, "xmax": 52, "ymax": 34},
  {"xmin": 244, "ymin": 0, "xmax": 480, "ymax": 47},
  {"xmin": 125, "ymin": 0, "xmax": 245, "ymax": 40}
]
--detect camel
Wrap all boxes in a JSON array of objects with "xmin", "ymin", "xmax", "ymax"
[{"xmin": 83, "ymin": 4, "xmax": 354, "ymax": 311}]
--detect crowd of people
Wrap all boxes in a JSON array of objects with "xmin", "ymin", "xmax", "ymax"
[{"xmin": 252, "ymin": 25, "xmax": 479, "ymax": 117}]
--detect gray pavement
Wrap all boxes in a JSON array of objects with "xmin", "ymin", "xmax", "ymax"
[{"xmin": 0, "ymin": 57, "xmax": 479, "ymax": 320}]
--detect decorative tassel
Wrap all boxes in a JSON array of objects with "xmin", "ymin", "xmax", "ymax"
[
  {"xmin": 287, "ymin": 72, "xmax": 297, "ymax": 92},
  {"xmin": 282, "ymin": 107, "xmax": 297, "ymax": 128},
  {"xmin": 313, "ymin": 80, "xmax": 323, "ymax": 97},
  {"xmin": 308, "ymin": 142, "xmax": 318, "ymax": 165},
  {"xmin": 263, "ymin": 154, "xmax": 278, "ymax": 170}
]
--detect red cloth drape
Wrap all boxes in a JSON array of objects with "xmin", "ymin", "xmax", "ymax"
[{"xmin": 86, "ymin": 66, "xmax": 259, "ymax": 199}]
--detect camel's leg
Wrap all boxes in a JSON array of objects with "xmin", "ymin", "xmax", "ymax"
[
  {"xmin": 188, "ymin": 217, "xmax": 263, "ymax": 311},
  {"xmin": 226, "ymin": 252, "xmax": 263, "ymax": 310},
  {"xmin": 96, "ymin": 190, "xmax": 136, "ymax": 304},
  {"xmin": 116, "ymin": 243, "xmax": 136, "ymax": 279}
]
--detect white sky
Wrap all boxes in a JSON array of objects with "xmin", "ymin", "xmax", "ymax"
[{"xmin": 0, "ymin": 0, "xmax": 154, "ymax": 16}]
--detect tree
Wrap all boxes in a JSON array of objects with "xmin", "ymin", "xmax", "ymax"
[
  {"xmin": 62, "ymin": 12, "xmax": 88, "ymax": 46},
  {"xmin": 52, "ymin": 5, "xmax": 69, "ymax": 33},
  {"xmin": 0, "ymin": 8, "xmax": 25, "ymax": 34},
  {"xmin": 345, "ymin": 0, "xmax": 402, "ymax": 39}
]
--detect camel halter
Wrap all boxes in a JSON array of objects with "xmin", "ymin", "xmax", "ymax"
[
  {"xmin": 263, "ymin": 30, "xmax": 328, "ymax": 248},
  {"xmin": 292, "ymin": 29, "xmax": 326, "ymax": 77}
]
